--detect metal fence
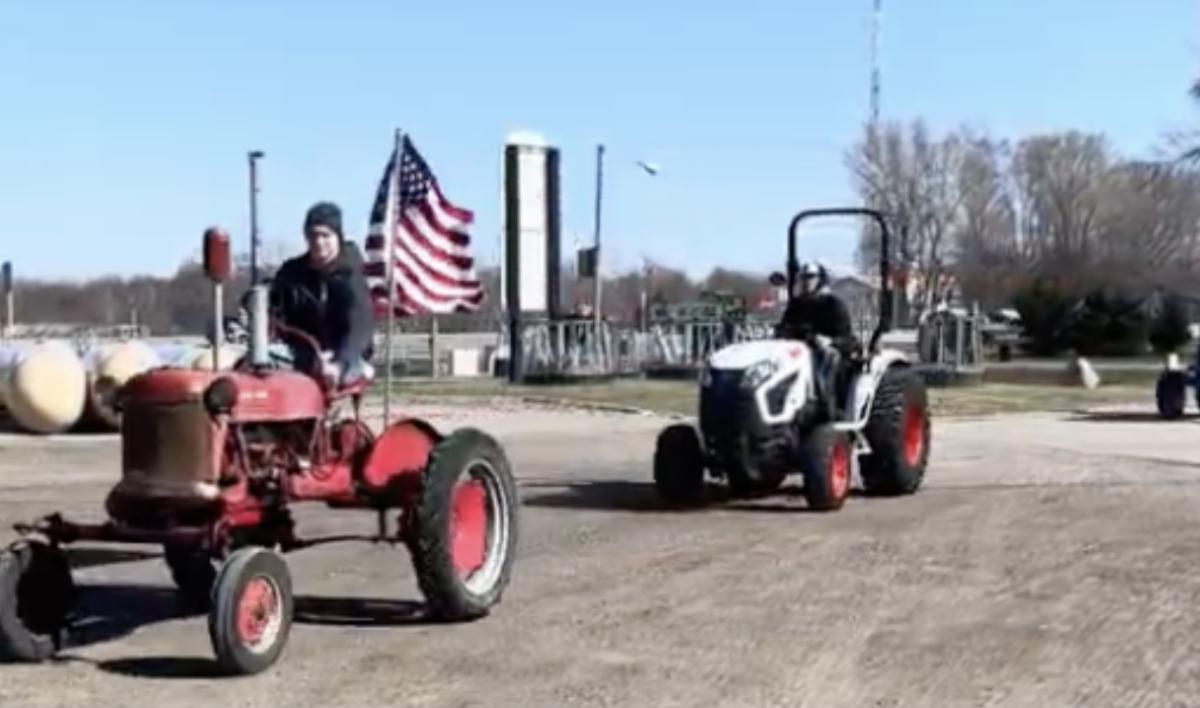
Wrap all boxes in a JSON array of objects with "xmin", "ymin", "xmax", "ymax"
[{"xmin": 503, "ymin": 319, "xmax": 778, "ymax": 378}]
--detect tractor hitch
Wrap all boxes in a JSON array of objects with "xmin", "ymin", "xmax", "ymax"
[{"xmin": 13, "ymin": 513, "xmax": 211, "ymax": 547}]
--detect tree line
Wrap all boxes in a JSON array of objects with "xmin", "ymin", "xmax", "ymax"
[
  {"xmin": 847, "ymin": 75, "xmax": 1200, "ymax": 357},
  {"xmin": 849, "ymin": 121, "xmax": 1200, "ymax": 321},
  {"xmin": 5, "ymin": 250, "xmax": 778, "ymax": 336}
]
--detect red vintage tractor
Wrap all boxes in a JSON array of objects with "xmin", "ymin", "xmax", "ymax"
[{"xmin": 0, "ymin": 229, "xmax": 520, "ymax": 675}]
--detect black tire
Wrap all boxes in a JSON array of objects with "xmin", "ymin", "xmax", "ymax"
[
  {"xmin": 653, "ymin": 423, "xmax": 707, "ymax": 507},
  {"xmin": 801, "ymin": 425, "xmax": 852, "ymax": 512},
  {"xmin": 164, "ymin": 543, "xmax": 217, "ymax": 611},
  {"xmin": 861, "ymin": 366, "xmax": 930, "ymax": 496},
  {"xmin": 208, "ymin": 547, "xmax": 293, "ymax": 676},
  {"xmin": 0, "ymin": 540, "xmax": 76, "ymax": 662},
  {"xmin": 1157, "ymin": 371, "xmax": 1187, "ymax": 420},
  {"xmin": 408, "ymin": 428, "xmax": 520, "ymax": 622}
]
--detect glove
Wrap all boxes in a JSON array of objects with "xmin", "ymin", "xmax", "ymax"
[{"xmin": 319, "ymin": 352, "xmax": 341, "ymax": 388}]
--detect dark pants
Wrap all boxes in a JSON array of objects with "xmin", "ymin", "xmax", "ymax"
[{"xmin": 812, "ymin": 344, "xmax": 843, "ymax": 421}]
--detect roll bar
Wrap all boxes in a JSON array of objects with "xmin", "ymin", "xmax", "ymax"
[{"xmin": 786, "ymin": 207, "xmax": 894, "ymax": 354}]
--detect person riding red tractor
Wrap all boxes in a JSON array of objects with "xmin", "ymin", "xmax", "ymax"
[{"xmin": 0, "ymin": 218, "xmax": 521, "ymax": 675}]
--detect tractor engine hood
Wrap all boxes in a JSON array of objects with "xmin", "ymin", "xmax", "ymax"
[
  {"xmin": 121, "ymin": 367, "xmax": 327, "ymax": 422},
  {"xmin": 708, "ymin": 339, "xmax": 810, "ymax": 371}
]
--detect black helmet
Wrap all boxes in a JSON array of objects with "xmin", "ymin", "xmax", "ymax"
[{"xmin": 797, "ymin": 261, "xmax": 828, "ymax": 293}]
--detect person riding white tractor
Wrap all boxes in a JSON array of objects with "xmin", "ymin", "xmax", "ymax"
[
  {"xmin": 775, "ymin": 261, "xmax": 858, "ymax": 422},
  {"xmin": 653, "ymin": 207, "xmax": 931, "ymax": 511}
]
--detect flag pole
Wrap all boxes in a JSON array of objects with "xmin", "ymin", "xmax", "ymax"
[{"xmin": 383, "ymin": 129, "xmax": 403, "ymax": 429}]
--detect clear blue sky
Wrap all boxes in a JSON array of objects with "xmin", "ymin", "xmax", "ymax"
[{"xmin": 2, "ymin": 1, "xmax": 1197, "ymax": 282}]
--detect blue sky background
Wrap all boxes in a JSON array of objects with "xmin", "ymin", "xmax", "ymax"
[{"xmin": 2, "ymin": 1, "xmax": 1197, "ymax": 282}]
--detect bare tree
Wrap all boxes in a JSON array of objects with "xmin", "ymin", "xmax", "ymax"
[
  {"xmin": 702, "ymin": 267, "xmax": 769, "ymax": 304},
  {"xmin": 849, "ymin": 120, "xmax": 1200, "ymax": 311},
  {"xmin": 848, "ymin": 120, "xmax": 971, "ymax": 320},
  {"xmin": 952, "ymin": 136, "xmax": 1020, "ymax": 307},
  {"xmin": 1008, "ymin": 132, "xmax": 1112, "ymax": 282},
  {"xmin": 1185, "ymin": 79, "xmax": 1200, "ymax": 162}
]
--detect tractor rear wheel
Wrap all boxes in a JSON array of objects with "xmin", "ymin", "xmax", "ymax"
[
  {"xmin": 861, "ymin": 367, "xmax": 930, "ymax": 496},
  {"xmin": 208, "ymin": 547, "xmax": 293, "ymax": 676},
  {"xmin": 801, "ymin": 425, "xmax": 852, "ymax": 511},
  {"xmin": 0, "ymin": 540, "xmax": 76, "ymax": 662},
  {"xmin": 164, "ymin": 543, "xmax": 217, "ymax": 611},
  {"xmin": 653, "ymin": 423, "xmax": 707, "ymax": 507},
  {"xmin": 408, "ymin": 428, "xmax": 519, "ymax": 622},
  {"xmin": 1157, "ymin": 371, "xmax": 1187, "ymax": 419}
]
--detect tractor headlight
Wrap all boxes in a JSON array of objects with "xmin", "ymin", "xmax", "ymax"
[
  {"xmin": 203, "ymin": 376, "xmax": 239, "ymax": 415},
  {"xmin": 743, "ymin": 359, "xmax": 779, "ymax": 389}
]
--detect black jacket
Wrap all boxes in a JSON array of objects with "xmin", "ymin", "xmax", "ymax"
[
  {"xmin": 267, "ymin": 243, "xmax": 375, "ymax": 370},
  {"xmin": 777, "ymin": 291, "xmax": 856, "ymax": 350}
]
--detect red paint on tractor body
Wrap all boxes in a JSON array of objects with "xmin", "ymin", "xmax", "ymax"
[
  {"xmin": 89, "ymin": 365, "xmax": 442, "ymax": 545},
  {"xmin": 287, "ymin": 462, "xmax": 357, "ymax": 504},
  {"xmin": 360, "ymin": 419, "xmax": 440, "ymax": 497},
  {"xmin": 225, "ymin": 371, "xmax": 325, "ymax": 422},
  {"xmin": 123, "ymin": 367, "xmax": 327, "ymax": 422}
]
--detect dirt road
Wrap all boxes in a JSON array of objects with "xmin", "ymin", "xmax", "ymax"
[{"xmin": 2, "ymin": 401, "xmax": 1200, "ymax": 707}]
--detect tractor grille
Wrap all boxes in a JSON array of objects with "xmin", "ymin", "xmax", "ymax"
[
  {"xmin": 107, "ymin": 400, "xmax": 219, "ymax": 528},
  {"xmin": 700, "ymin": 369, "xmax": 794, "ymax": 481},
  {"xmin": 700, "ymin": 370, "xmax": 759, "ymax": 471},
  {"xmin": 699, "ymin": 369, "xmax": 751, "ymax": 440},
  {"xmin": 120, "ymin": 400, "xmax": 216, "ymax": 486}
]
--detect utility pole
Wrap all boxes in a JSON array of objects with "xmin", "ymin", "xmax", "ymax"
[
  {"xmin": 1, "ymin": 261, "xmax": 11, "ymax": 341},
  {"xmin": 592, "ymin": 143, "xmax": 605, "ymax": 336}
]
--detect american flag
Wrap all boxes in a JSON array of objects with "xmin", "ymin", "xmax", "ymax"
[{"xmin": 363, "ymin": 135, "xmax": 483, "ymax": 317}]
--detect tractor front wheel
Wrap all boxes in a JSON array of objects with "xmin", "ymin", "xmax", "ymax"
[
  {"xmin": 208, "ymin": 547, "xmax": 293, "ymax": 675},
  {"xmin": 408, "ymin": 428, "xmax": 519, "ymax": 622},
  {"xmin": 653, "ymin": 423, "xmax": 707, "ymax": 507},
  {"xmin": 0, "ymin": 540, "xmax": 76, "ymax": 662},
  {"xmin": 1156, "ymin": 370, "xmax": 1187, "ymax": 420},
  {"xmin": 801, "ymin": 425, "xmax": 852, "ymax": 511}
]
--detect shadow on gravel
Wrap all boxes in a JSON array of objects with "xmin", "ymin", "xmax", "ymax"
[
  {"xmin": 96, "ymin": 656, "xmax": 220, "ymax": 679},
  {"xmin": 67, "ymin": 583, "xmax": 199, "ymax": 651},
  {"xmin": 1065, "ymin": 410, "xmax": 1187, "ymax": 424},
  {"xmin": 65, "ymin": 589, "xmax": 435, "ymax": 678},
  {"xmin": 521, "ymin": 480, "xmax": 664, "ymax": 512},
  {"xmin": 521, "ymin": 479, "xmax": 862, "ymax": 513},
  {"xmin": 293, "ymin": 595, "xmax": 429, "ymax": 627}
]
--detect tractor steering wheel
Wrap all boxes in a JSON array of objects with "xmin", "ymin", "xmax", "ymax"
[{"xmin": 234, "ymin": 282, "xmax": 331, "ymax": 385}]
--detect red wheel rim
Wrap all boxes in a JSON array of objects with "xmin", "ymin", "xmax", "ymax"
[
  {"xmin": 830, "ymin": 439, "xmax": 850, "ymax": 499},
  {"xmin": 902, "ymin": 403, "xmax": 925, "ymax": 466},
  {"xmin": 450, "ymin": 479, "xmax": 488, "ymax": 577},
  {"xmin": 236, "ymin": 577, "xmax": 281, "ymax": 650}
]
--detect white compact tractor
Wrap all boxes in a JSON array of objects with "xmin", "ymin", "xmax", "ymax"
[{"xmin": 652, "ymin": 208, "xmax": 931, "ymax": 511}]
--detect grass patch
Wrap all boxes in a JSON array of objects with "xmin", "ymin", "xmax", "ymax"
[{"xmin": 377, "ymin": 377, "xmax": 1151, "ymax": 418}]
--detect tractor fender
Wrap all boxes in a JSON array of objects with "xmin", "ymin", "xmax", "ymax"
[
  {"xmin": 846, "ymin": 351, "xmax": 911, "ymax": 427},
  {"xmin": 359, "ymin": 418, "xmax": 444, "ymax": 496}
]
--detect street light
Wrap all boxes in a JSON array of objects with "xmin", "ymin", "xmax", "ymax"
[{"xmin": 591, "ymin": 145, "xmax": 660, "ymax": 333}]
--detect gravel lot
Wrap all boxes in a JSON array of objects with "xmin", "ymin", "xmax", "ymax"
[{"xmin": 1, "ymin": 399, "xmax": 1199, "ymax": 707}]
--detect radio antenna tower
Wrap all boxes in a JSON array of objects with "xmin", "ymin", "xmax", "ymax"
[{"xmin": 870, "ymin": 0, "xmax": 882, "ymax": 130}]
